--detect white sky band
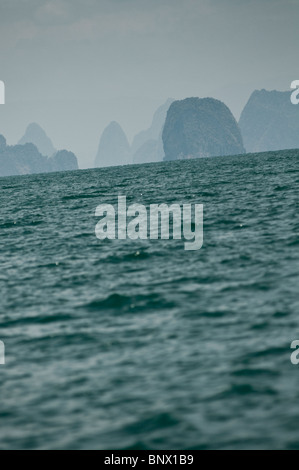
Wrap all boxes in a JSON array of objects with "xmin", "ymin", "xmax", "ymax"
[{"xmin": 0, "ymin": 81, "xmax": 4, "ymax": 105}]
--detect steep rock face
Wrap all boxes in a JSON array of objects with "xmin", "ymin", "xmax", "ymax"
[
  {"xmin": 133, "ymin": 126, "xmax": 166, "ymax": 165},
  {"xmin": 94, "ymin": 121, "xmax": 131, "ymax": 167},
  {"xmin": 0, "ymin": 135, "xmax": 79, "ymax": 177},
  {"xmin": 0, "ymin": 141, "xmax": 49, "ymax": 176},
  {"xmin": 239, "ymin": 89, "xmax": 299, "ymax": 153},
  {"xmin": 133, "ymin": 139, "xmax": 160, "ymax": 164},
  {"xmin": 131, "ymin": 99, "xmax": 174, "ymax": 157},
  {"xmin": 49, "ymin": 150, "xmax": 78, "ymax": 172},
  {"xmin": 18, "ymin": 123, "xmax": 56, "ymax": 157},
  {"xmin": 163, "ymin": 97, "xmax": 245, "ymax": 161}
]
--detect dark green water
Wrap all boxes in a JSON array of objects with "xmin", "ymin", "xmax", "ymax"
[{"xmin": 0, "ymin": 150, "xmax": 298, "ymax": 450}]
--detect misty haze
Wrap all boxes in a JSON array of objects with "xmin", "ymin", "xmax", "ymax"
[{"xmin": 0, "ymin": 0, "xmax": 299, "ymax": 453}]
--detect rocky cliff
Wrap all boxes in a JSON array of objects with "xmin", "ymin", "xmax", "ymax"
[
  {"xmin": 163, "ymin": 98, "xmax": 245, "ymax": 161},
  {"xmin": 0, "ymin": 135, "xmax": 79, "ymax": 177},
  {"xmin": 239, "ymin": 89, "xmax": 299, "ymax": 153}
]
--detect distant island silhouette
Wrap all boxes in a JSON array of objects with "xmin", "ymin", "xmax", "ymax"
[
  {"xmin": 163, "ymin": 97, "xmax": 245, "ymax": 160},
  {"xmin": 239, "ymin": 89, "xmax": 299, "ymax": 153},
  {"xmin": 1, "ymin": 89, "xmax": 298, "ymax": 176},
  {"xmin": 0, "ymin": 133, "xmax": 78, "ymax": 177}
]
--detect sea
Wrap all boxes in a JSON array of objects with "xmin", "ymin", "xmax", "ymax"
[{"xmin": 0, "ymin": 149, "xmax": 298, "ymax": 450}]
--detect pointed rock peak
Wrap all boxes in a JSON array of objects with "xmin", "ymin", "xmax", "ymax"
[
  {"xmin": 152, "ymin": 98, "xmax": 174, "ymax": 122},
  {"xmin": 26, "ymin": 122, "xmax": 46, "ymax": 133},
  {"xmin": 95, "ymin": 121, "xmax": 131, "ymax": 168},
  {"xmin": 103, "ymin": 121, "xmax": 127, "ymax": 136},
  {"xmin": 0, "ymin": 134, "xmax": 7, "ymax": 151},
  {"xmin": 131, "ymin": 99, "xmax": 174, "ymax": 156},
  {"xmin": 18, "ymin": 122, "xmax": 56, "ymax": 157},
  {"xmin": 108, "ymin": 121, "xmax": 121, "ymax": 128}
]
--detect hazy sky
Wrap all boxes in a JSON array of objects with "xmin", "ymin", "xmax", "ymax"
[{"xmin": 0, "ymin": 0, "xmax": 298, "ymax": 167}]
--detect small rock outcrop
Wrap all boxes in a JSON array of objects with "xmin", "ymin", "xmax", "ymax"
[{"xmin": 49, "ymin": 150, "xmax": 78, "ymax": 172}]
